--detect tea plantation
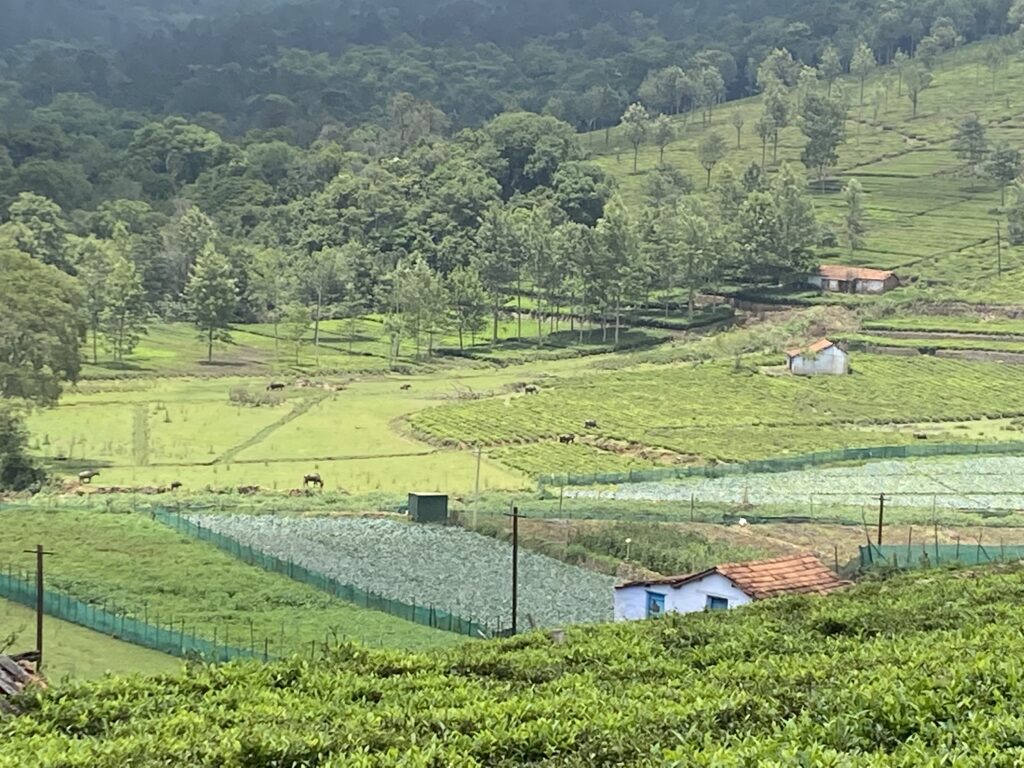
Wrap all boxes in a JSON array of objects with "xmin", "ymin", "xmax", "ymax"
[{"xmin": 5, "ymin": 565, "xmax": 1024, "ymax": 766}]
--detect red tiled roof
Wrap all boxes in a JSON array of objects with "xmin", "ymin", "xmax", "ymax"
[
  {"xmin": 818, "ymin": 264, "xmax": 895, "ymax": 282},
  {"xmin": 785, "ymin": 338, "xmax": 835, "ymax": 359},
  {"xmin": 616, "ymin": 554, "xmax": 848, "ymax": 600}
]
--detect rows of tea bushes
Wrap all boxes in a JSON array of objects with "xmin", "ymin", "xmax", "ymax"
[{"xmin": 6, "ymin": 566, "xmax": 1024, "ymax": 765}]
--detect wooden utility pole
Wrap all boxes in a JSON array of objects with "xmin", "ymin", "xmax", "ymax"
[
  {"xmin": 23, "ymin": 545, "xmax": 54, "ymax": 670},
  {"xmin": 503, "ymin": 506, "xmax": 521, "ymax": 634},
  {"xmin": 876, "ymin": 493, "xmax": 885, "ymax": 547}
]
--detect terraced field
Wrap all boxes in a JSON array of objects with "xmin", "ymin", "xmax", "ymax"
[{"xmin": 413, "ymin": 354, "xmax": 1024, "ymax": 471}]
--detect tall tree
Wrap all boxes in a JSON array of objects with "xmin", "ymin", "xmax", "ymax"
[
  {"xmin": 650, "ymin": 115, "xmax": 676, "ymax": 164},
  {"xmin": 249, "ymin": 247, "xmax": 293, "ymax": 356},
  {"xmin": 730, "ymin": 112, "xmax": 745, "ymax": 149},
  {"xmin": 697, "ymin": 132, "xmax": 729, "ymax": 189},
  {"xmin": 295, "ymin": 248, "xmax": 340, "ymax": 367},
  {"xmin": 755, "ymin": 114, "xmax": 775, "ymax": 167},
  {"xmin": 952, "ymin": 113, "xmax": 989, "ymax": 190},
  {"xmin": 447, "ymin": 266, "xmax": 488, "ymax": 350},
  {"xmin": 473, "ymin": 207, "xmax": 518, "ymax": 342},
  {"xmin": 850, "ymin": 41, "xmax": 877, "ymax": 105},
  {"xmin": 892, "ymin": 50, "xmax": 909, "ymax": 97},
  {"xmin": 100, "ymin": 247, "xmax": 147, "ymax": 362},
  {"xmin": 843, "ymin": 178, "xmax": 869, "ymax": 251},
  {"xmin": 595, "ymin": 198, "xmax": 638, "ymax": 345},
  {"xmin": 70, "ymin": 236, "xmax": 113, "ymax": 364},
  {"xmin": 987, "ymin": 143, "xmax": 1023, "ymax": 206},
  {"xmin": 904, "ymin": 63, "xmax": 933, "ymax": 118},
  {"xmin": 185, "ymin": 243, "xmax": 237, "ymax": 363},
  {"xmin": 818, "ymin": 45, "xmax": 843, "ymax": 96},
  {"xmin": 4, "ymin": 193, "xmax": 69, "ymax": 272},
  {"xmin": 800, "ymin": 93, "xmax": 848, "ymax": 191},
  {"xmin": 764, "ymin": 85, "xmax": 790, "ymax": 162},
  {"xmin": 621, "ymin": 103, "xmax": 650, "ymax": 173}
]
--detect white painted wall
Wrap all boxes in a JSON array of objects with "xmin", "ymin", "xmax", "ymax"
[
  {"xmin": 614, "ymin": 573, "xmax": 753, "ymax": 621},
  {"xmin": 789, "ymin": 346, "xmax": 849, "ymax": 376}
]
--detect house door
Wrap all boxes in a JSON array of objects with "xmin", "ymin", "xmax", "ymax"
[{"xmin": 646, "ymin": 591, "xmax": 666, "ymax": 618}]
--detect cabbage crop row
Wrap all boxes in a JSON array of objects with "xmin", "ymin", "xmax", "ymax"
[
  {"xmin": 569, "ymin": 455, "xmax": 1024, "ymax": 512},
  {"xmin": 189, "ymin": 515, "xmax": 614, "ymax": 629}
]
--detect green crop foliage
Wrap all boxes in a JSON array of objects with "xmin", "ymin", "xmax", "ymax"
[
  {"xmin": 414, "ymin": 354, "xmax": 1024, "ymax": 470},
  {"xmin": 6, "ymin": 566, "xmax": 1024, "ymax": 765}
]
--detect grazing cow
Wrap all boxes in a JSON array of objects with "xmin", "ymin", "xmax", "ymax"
[
  {"xmin": 266, "ymin": 382, "xmax": 286, "ymax": 392},
  {"xmin": 303, "ymin": 473, "xmax": 324, "ymax": 489},
  {"xmin": 78, "ymin": 469, "xmax": 100, "ymax": 484},
  {"xmin": 558, "ymin": 434, "xmax": 576, "ymax": 445},
  {"xmin": 584, "ymin": 419, "xmax": 598, "ymax": 429},
  {"xmin": 169, "ymin": 481, "xmax": 183, "ymax": 491},
  {"xmin": 523, "ymin": 384, "xmax": 540, "ymax": 395},
  {"xmin": 912, "ymin": 431, "xmax": 929, "ymax": 440},
  {"xmin": 400, "ymin": 384, "xmax": 412, "ymax": 391}
]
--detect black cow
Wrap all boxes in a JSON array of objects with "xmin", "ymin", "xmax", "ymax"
[
  {"xmin": 524, "ymin": 384, "xmax": 540, "ymax": 395},
  {"xmin": 584, "ymin": 419, "xmax": 598, "ymax": 429},
  {"xmin": 558, "ymin": 434, "xmax": 576, "ymax": 445},
  {"xmin": 304, "ymin": 473, "xmax": 324, "ymax": 488},
  {"xmin": 169, "ymin": 481, "xmax": 183, "ymax": 491},
  {"xmin": 400, "ymin": 384, "xmax": 412, "ymax": 391},
  {"xmin": 266, "ymin": 382, "xmax": 286, "ymax": 391}
]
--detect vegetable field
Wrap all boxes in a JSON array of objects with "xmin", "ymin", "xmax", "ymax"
[
  {"xmin": 188, "ymin": 515, "xmax": 615, "ymax": 628},
  {"xmin": 9, "ymin": 566, "xmax": 1024, "ymax": 765},
  {"xmin": 570, "ymin": 455, "xmax": 1024, "ymax": 519}
]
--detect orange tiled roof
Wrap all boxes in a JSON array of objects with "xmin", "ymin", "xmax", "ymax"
[
  {"xmin": 785, "ymin": 338, "xmax": 835, "ymax": 359},
  {"xmin": 818, "ymin": 264, "xmax": 895, "ymax": 281},
  {"xmin": 616, "ymin": 554, "xmax": 848, "ymax": 600}
]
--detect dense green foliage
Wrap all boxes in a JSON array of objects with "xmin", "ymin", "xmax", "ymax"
[{"xmin": 6, "ymin": 565, "xmax": 1024, "ymax": 765}]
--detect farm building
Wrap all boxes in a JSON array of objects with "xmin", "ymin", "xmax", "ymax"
[
  {"xmin": 785, "ymin": 338, "xmax": 849, "ymax": 376},
  {"xmin": 809, "ymin": 265, "xmax": 899, "ymax": 294},
  {"xmin": 614, "ymin": 554, "xmax": 847, "ymax": 621}
]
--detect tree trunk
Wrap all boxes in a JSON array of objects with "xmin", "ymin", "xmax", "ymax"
[
  {"xmin": 516, "ymin": 277, "xmax": 522, "ymax": 338},
  {"xmin": 92, "ymin": 327, "xmax": 98, "ymax": 364},
  {"xmin": 208, "ymin": 328, "xmax": 213, "ymax": 363},
  {"xmin": 659, "ymin": 145, "xmax": 665, "ymax": 163},
  {"xmin": 492, "ymin": 307, "xmax": 499, "ymax": 343},
  {"xmin": 614, "ymin": 297, "xmax": 621, "ymax": 346},
  {"xmin": 772, "ymin": 131, "xmax": 779, "ymax": 162},
  {"xmin": 632, "ymin": 145, "xmax": 639, "ymax": 172},
  {"xmin": 313, "ymin": 291, "xmax": 322, "ymax": 368},
  {"xmin": 458, "ymin": 323, "xmax": 464, "ymax": 351},
  {"xmin": 706, "ymin": 167, "xmax": 713, "ymax": 189},
  {"xmin": 273, "ymin": 320, "xmax": 279, "ymax": 355},
  {"xmin": 761, "ymin": 138, "xmax": 767, "ymax": 166},
  {"xmin": 736, "ymin": 127, "xmax": 741, "ymax": 149},
  {"xmin": 536, "ymin": 298, "xmax": 544, "ymax": 348}
]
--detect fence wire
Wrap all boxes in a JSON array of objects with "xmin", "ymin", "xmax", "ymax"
[
  {"xmin": 0, "ymin": 569, "xmax": 259, "ymax": 663},
  {"xmin": 860, "ymin": 541, "xmax": 1024, "ymax": 570}
]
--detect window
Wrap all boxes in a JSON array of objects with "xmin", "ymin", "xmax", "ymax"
[
  {"xmin": 646, "ymin": 591, "xmax": 666, "ymax": 618},
  {"xmin": 706, "ymin": 595, "xmax": 729, "ymax": 611}
]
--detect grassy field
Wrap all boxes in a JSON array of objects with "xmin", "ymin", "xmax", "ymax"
[
  {"xmin": 0, "ymin": 509, "xmax": 464, "ymax": 654},
  {"xmin": 1, "ymin": 598, "xmax": 180, "ymax": 681},
  {"xmin": 588, "ymin": 38, "xmax": 1024, "ymax": 305}
]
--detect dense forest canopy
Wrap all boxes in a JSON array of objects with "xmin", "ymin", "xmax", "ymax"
[{"xmin": 1, "ymin": 0, "xmax": 1014, "ymax": 137}]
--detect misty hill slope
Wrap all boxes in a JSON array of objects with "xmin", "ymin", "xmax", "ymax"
[
  {"xmin": 4, "ymin": 564, "xmax": 1024, "ymax": 765},
  {"xmin": 592, "ymin": 39, "xmax": 1024, "ymax": 305}
]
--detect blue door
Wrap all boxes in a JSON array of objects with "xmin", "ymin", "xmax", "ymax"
[{"xmin": 646, "ymin": 591, "xmax": 666, "ymax": 618}]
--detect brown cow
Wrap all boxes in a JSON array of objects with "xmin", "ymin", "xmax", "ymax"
[{"xmin": 78, "ymin": 469, "xmax": 100, "ymax": 484}]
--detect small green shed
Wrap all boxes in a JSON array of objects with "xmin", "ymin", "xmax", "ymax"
[{"xmin": 408, "ymin": 493, "xmax": 449, "ymax": 523}]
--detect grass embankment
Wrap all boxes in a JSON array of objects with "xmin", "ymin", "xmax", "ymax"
[
  {"xmin": 1, "ymin": 599, "xmax": 180, "ymax": 681},
  {"xmin": 589, "ymin": 39, "xmax": 1024, "ymax": 306},
  {"xmin": 0, "ymin": 509, "xmax": 463, "ymax": 655},
  {"xmin": 6, "ymin": 566, "xmax": 1024, "ymax": 765}
]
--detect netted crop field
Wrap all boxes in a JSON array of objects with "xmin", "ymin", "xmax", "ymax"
[
  {"xmin": 189, "ymin": 515, "xmax": 614, "ymax": 628},
  {"xmin": 568, "ymin": 455, "xmax": 1024, "ymax": 514}
]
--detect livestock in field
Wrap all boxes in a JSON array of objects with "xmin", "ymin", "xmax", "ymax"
[
  {"xmin": 266, "ymin": 382, "xmax": 286, "ymax": 391},
  {"xmin": 523, "ymin": 384, "xmax": 540, "ymax": 395},
  {"xmin": 78, "ymin": 469, "xmax": 100, "ymax": 484},
  {"xmin": 303, "ymin": 473, "xmax": 324, "ymax": 488},
  {"xmin": 913, "ymin": 432, "xmax": 929, "ymax": 440},
  {"xmin": 584, "ymin": 419, "xmax": 598, "ymax": 429},
  {"xmin": 558, "ymin": 434, "xmax": 576, "ymax": 444},
  {"xmin": 169, "ymin": 481, "xmax": 182, "ymax": 491},
  {"xmin": 400, "ymin": 384, "xmax": 412, "ymax": 391}
]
